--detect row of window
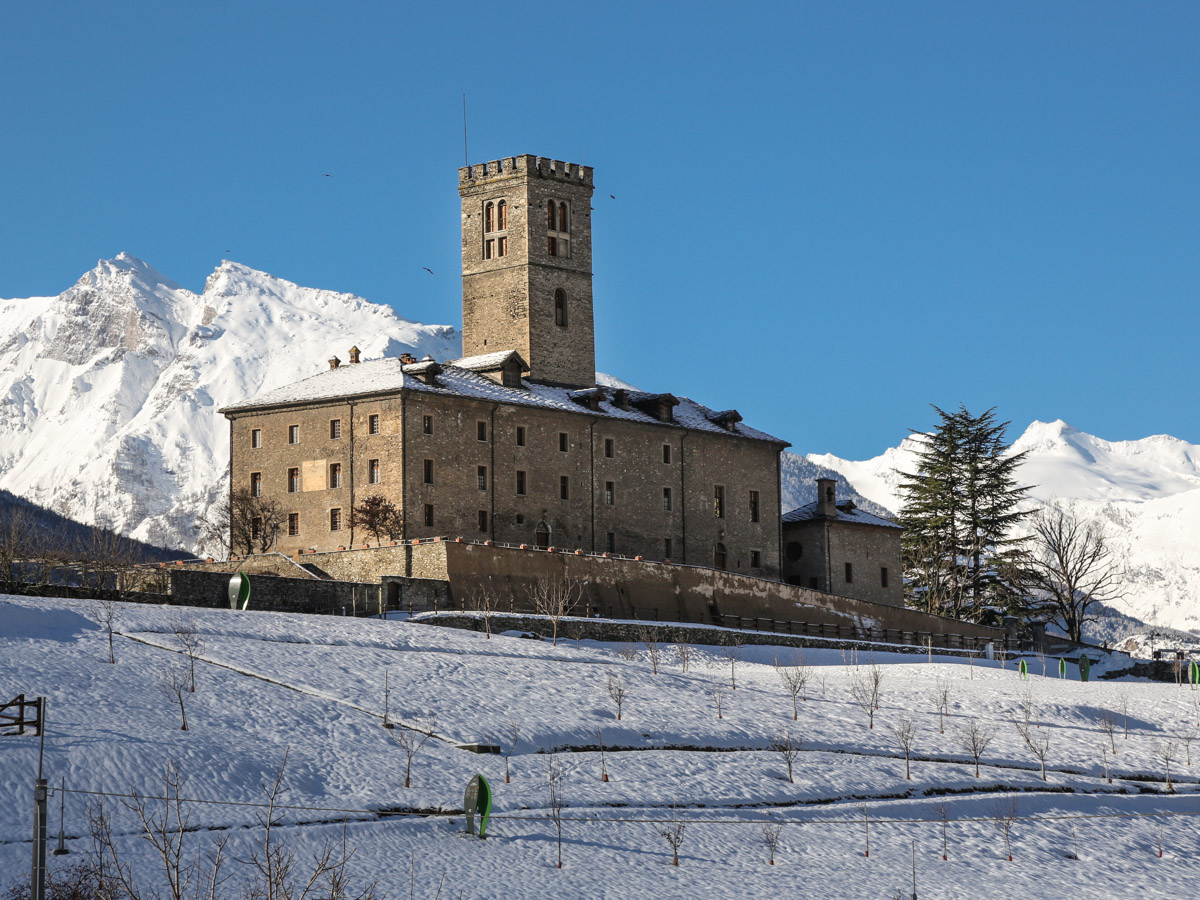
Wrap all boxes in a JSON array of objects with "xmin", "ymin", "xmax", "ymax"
[{"xmin": 253, "ymin": 415, "xmax": 380, "ymax": 449}]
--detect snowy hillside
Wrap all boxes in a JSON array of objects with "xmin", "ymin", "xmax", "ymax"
[
  {"xmin": 0, "ymin": 254, "xmax": 461, "ymax": 550},
  {"xmin": 808, "ymin": 420, "xmax": 1200, "ymax": 635},
  {"xmin": 2, "ymin": 596, "xmax": 1195, "ymax": 899}
]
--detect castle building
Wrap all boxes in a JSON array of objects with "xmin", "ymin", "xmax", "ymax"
[{"xmin": 221, "ymin": 156, "xmax": 789, "ymax": 577}]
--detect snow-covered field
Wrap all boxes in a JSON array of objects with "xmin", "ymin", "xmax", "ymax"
[{"xmin": 3, "ymin": 595, "xmax": 1199, "ymax": 898}]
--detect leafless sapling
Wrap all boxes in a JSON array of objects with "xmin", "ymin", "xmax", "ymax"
[
  {"xmin": 712, "ymin": 684, "xmax": 726, "ymax": 721},
  {"xmin": 849, "ymin": 663, "xmax": 885, "ymax": 729},
  {"xmin": 816, "ymin": 671, "xmax": 828, "ymax": 696},
  {"xmin": 930, "ymin": 678, "xmax": 952, "ymax": 734},
  {"xmin": 859, "ymin": 805, "xmax": 871, "ymax": 858},
  {"xmin": 1099, "ymin": 746, "xmax": 1112, "ymax": 784},
  {"xmin": 771, "ymin": 728, "xmax": 802, "ymax": 784},
  {"xmin": 890, "ymin": 717, "xmax": 917, "ymax": 780},
  {"xmin": 1068, "ymin": 821, "xmax": 1079, "ymax": 860},
  {"xmin": 160, "ymin": 662, "xmax": 191, "ymax": 731},
  {"xmin": 934, "ymin": 803, "xmax": 951, "ymax": 860},
  {"xmin": 169, "ymin": 615, "xmax": 204, "ymax": 692},
  {"xmin": 618, "ymin": 642, "xmax": 638, "ymax": 661},
  {"xmin": 722, "ymin": 638, "xmax": 745, "ymax": 690},
  {"xmin": 1175, "ymin": 727, "xmax": 1196, "ymax": 767},
  {"xmin": 659, "ymin": 805, "xmax": 686, "ymax": 867},
  {"xmin": 1014, "ymin": 720, "xmax": 1052, "ymax": 781},
  {"xmin": 468, "ymin": 584, "xmax": 500, "ymax": 639},
  {"xmin": 1017, "ymin": 685, "xmax": 1038, "ymax": 730},
  {"xmin": 777, "ymin": 653, "xmax": 811, "ymax": 720},
  {"xmin": 595, "ymin": 728, "xmax": 610, "ymax": 782},
  {"xmin": 1118, "ymin": 690, "xmax": 1131, "ymax": 740},
  {"xmin": 637, "ymin": 626, "xmax": 662, "ymax": 675},
  {"xmin": 389, "ymin": 719, "xmax": 437, "ymax": 788},
  {"xmin": 674, "ymin": 635, "xmax": 691, "ymax": 673},
  {"xmin": 566, "ymin": 621, "xmax": 585, "ymax": 648},
  {"xmin": 499, "ymin": 718, "xmax": 522, "ymax": 784},
  {"xmin": 545, "ymin": 753, "xmax": 566, "ymax": 869},
  {"xmin": 531, "ymin": 574, "xmax": 581, "ymax": 646},
  {"xmin": 606, "ymin": 674, "xmax": 626, "ymax": 721},
  {"xmin": 1154, "ymin": 819, "xmax": 1165, "ymax": 858},
  {"xmin": 1099, "ymin": 710, "xmax": 1118, "ymax": 755},
  {"xmin": 761, "ymin": 819, "xmax": 783, "ymax": 865},
  {"xmin": 992, "ymin": 797, "xmax": 1018, "ymax": 861},
  {"xmin": 90, "ymin": 597, "xmax": 121, "ymax": 664},
  {"xmin": 1153, "ymin": 740, "xmax": 1178, "ymax": 792},
  {"xmin": 957, "ymin": 718, "xmax": 997, "ymax": 778}
]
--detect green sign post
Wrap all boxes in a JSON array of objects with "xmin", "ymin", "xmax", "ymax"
[
  {"xmin": 228, "ymin": 572, "xmax": 251, "ymax": 610},
  {"xmin": 1018, "ymin": 659, "xmax": 1028, "ymax": 680},
  {"xmin": 1189, "ymin": 659, "xmax": 1198, "ymax": 691},
  {"xmin": 463, "ymin": 774, "xmax": 493, "ymax": 839},
  {"xmin": 1078, "ymin": 656, "xmax": 1090, "ymax": 683},
  {"xmin": 1058, "ymin": 658, "xmax": 1066, "ymax": 679}
]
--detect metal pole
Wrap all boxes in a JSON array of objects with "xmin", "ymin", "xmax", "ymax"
[
  {"xmin": 53, "ymin": 776, "xmax": 68, "ymax": 855},
  {"xmin": 911, "ymin": 839, "xmax": 917, "ymax": 900},
  {"xmin": 32, "ymin": 778, "xmax": 47, "ymax": 900}
]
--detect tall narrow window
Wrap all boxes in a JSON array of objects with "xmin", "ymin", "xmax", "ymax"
[
  {"xmin": 516, "ymin": 470, "xmax": 527, "ymax": 495},
  {"xmin": 497, "ymin": 200, "xmax": 507, "ymax": 230},
  {"xmin": 423, "ymin": 415, "xmax": 433, "ymax": 435},
  {"xmin": 558, "ymin": 202, "xmax": 569, "ymax": 233},
  {"xmin": 478, "ymin": 466, "xmax": 488, "ymax": 491},
  {"xmin": 881, "ymin": 567, "xmax": 889, "ymax": 588},
  {"xmin": 664, "ymin": 538, "xmax": 672, "ymax": 559},
  {"xmin": 749, "ymin": 490, "xmax": 760, "ymax": 523},
  {"xmin": 516, "ymin": 426, "xmax": 526, "ymax": 446},
  {"xmin": 288, "ymin": 425, "xmax": 299, "ymax": 444},
  {"xmin": 714, "ymin": 542, "xmax": 727, "ymax": 569},
  {"xmin": 251, "ymin": 517, "xmax": 262, "ymax": 540},
  {"xmin": 663, "ymin": 487, "xmax": 672, "ymax": 511},
  {"xmin": 606, "ymin": 532, "xmax": 615, "ymax": 553},
  {"xmin": 329, "ymin": 419, "xmax": 341, "ymax": 440},
  {"xmin": 546, "ymin": 202, "xmax": 556, "ymax": 230},
  {"xmin": 751, "ymin": 550, "xmax": 761, "ymax": 568},
  {"xmin": 845, "ymin": 562, "xmax": 854, "ymax": 584},
  {"xmin": 662, "ymin": 444, "xmax": 671, "ymax": 464},
  {"xmin": 546, "ymin": 200, "xmax": 569, "ymax": 257},
  {"xmin": 330, "ymin": 508, "xmax": 342, "ymax": 531},
  {"xmin": 287, "ymin": 468, "xmax": 299, "ymax": 493},
  {"xmin": 485, "ymin": 239, "xmax": 495, "ymax": 259},
  {"xmin": 251, "ymin": 429, "xmax": 262, "ymax": 449},
  {"xmin": 329, "ymin": 463, "xmax": 342, "ymax": 489},
  {"xmin": 477, "ymin": 421, "xmax": 488, "ymax": 442},
  {"xmin": 368, "ymin": 458, "xmax": 381, "ymax": 484},
  {"xmin": 714, "ymin": 485, "xmax": 725, "ymax": 518},
  {"xmin": 478, "ymin": 510, "xmax": 489, "ymax": 532},
  {"xmin": 559, "ymin": 432, "xmax": 569, "ymax": 452},
  {"xmin": 604, "ymin": 438, "xmax": 614, "ymax": 458},
  {"xmin": 424, "ymin": 504, "xmax": 434, "ymax": 527},
  {"xmin": 423, "ymin": 459, "xmax": 434, "ymax": 484},
  {"xmin": 554, "ymin": 289, "xmax": 567, "ymax": 326},
  {"xmin": 250, "ymin": 472, "xmax": 262, "ymax": 497},
  {"xmin": 605, "ymin": 481, "xmax": 615, "ymax": 505},
  {"xmin": 485, "ymin": 201, "xmax": 495, "ymax": 233},
  {"xmin": 560, "ymin": 476, "xmax": 570, "ymax": 500},
  {"xmin": 368, "ymin": 414, "xmax": 380, "ymax": 435},
  {"xmin": 287, "ymin": 512, "xmax": 299, "ymax": 536}
]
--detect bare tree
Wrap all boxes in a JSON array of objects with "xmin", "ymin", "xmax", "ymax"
[
  {"xmin": 1176, "ymin": 727, "xmax": 1196, "ymax": 767},
  {"xmin": 637, "ymin": 626, "xmax": 662, "ymax": 675},
  {"xmin": 160, "ymin": 663, "xmax": 191, "ymax": 731},
  {"xmin": 1098, "ymin": 710, "xmax": 1118, "ymax": 755},
  {"xmin": 1099, "ymin": 745, "xmax": 1112, "ymax": 784},
  {"xmin": 90, "ymin": 597, "xmax": 122, "ymax": 664},
  {"xmin": 349, "ymin": 494, "xmax": 403, "ymax": 548},
  {"xmin": 674, "ymin": 635, "xmax": 692, "ymax": 674},
  {"xmin": 595, "ymin": 728, "xmax": 610, "ymax": 782},
  {"xmin": 468, "ymin": 583, "xmax": 500, "ymax": 639},
  {"xmin": 1118, "ymin": 690, "xmax": 1131, "ymax": 740},
  {"xmin": 545, "ymin": 754, "xmax": 566, "ymax": 869},
  {"xmin": 711, "ymin": 684, "xmax": 726, "ymax": 721},
  {"xmin": 1023, "ymin": 502, "xmax": 1123, "ymax": 642},
  {"xmin": 721, "ymin": 638, "xmax": 744, "ymax": 690},
  {"xmin": 606, "ymin": 674, "xmax": 626, "ymax": 721},
  {"xmin": 761, "ymin": 819, "xmax": 783, "ymax": 865},
  {"xmin": 199, "ymin": 486, "xmax": 285, "ymax": 558},
  {"xmin": 531, "ymin": 575, "xmax": 581, "ymax": 646},
  {"xmin": 1017, "ymin": 685, "xmax": 1038, "ymax": 731},
  {"xmin": 992, "ymin": 797, "xmax": 1018, "ymax": 861},
  {"xmin": 816, "ymin": 671, "xmax": 828, "ymax": 696},
  {"xmin": 169, "ymin": 615, "xmax": 204, "ymax": 692},
  {"xmin": 770, "ymin": 728, "xmax": 803, "ymax": 784},
  {"xmin": 849, "ymin": 663, "xmax": 885, "ymax": 729},
  {"xmin": 618, "ymin": 642, "xmax": 638, "ymax": 661},
  {"xmin": 934, "ymin": 803, "xmax": 951, "ymax": 860},
  {"xmin": 890, "ymin": 717, "xmax": 917, "ymax": 780},
  {"xmin": 498, "ymin": 718, "xmax": 522, "ymax": 784},
  {"xmin": 958, "ymin": 719, "xmax": 997, "ymax": 778},
  {"xmin": 930, "ymin": 678, "xmax": 952, "ymax": 734},
  {"xmin": 777, "ymin": 652, "xmax": 811, "ymax": 720},
  {"xmin": 388, "ymin": 719, "xmax": 437, "ymax": 788},
  {"xmin": 1014, "ymin": 720, "xmax": 1052, "ymax": 781},
  {"xmin": 1153, "ymin": 740, "xmax": 1178, "ymax": 792},
  {"xmin": 659, "ymin": 805, "xmax": 685, "ymax": 867}
]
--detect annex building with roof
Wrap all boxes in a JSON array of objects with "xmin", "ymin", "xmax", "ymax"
[{"xmin": 221, "ymin": 155, "xmax": 790, "ymax": 578}]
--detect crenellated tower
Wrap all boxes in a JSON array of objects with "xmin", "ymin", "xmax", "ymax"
[{"xmin": 459, "ymin": 155, "xmax": 595, "ymax": 387}]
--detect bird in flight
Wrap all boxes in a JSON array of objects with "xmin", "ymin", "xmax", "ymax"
[
  {"xmin": 422, "ymin": 267, "xmax": 434, "ymax": 275},
  {"xmin": 321, "ymin": 173, "xmax": 334, "ymax": 177},
  {"xmin": 610, "ymin": 194, "xmax": 615, "ymax": 199}
]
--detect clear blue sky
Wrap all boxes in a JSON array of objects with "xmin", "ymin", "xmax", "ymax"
[{"xmin": 2, "ymin": 1, "xmax": 1197, "ymax": 459}]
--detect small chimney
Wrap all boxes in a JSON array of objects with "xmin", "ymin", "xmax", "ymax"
[
  {"xmin": 348, "ymin": 345, "xmax": 361, "ymax": 364},
  {"xmin": 816, "ymin": 478, "xmax": 837, "ymax": 517},
  {"xmin": 400, "ymin": 352, "xmax": 416, "ymax": 365},
  {"xmin": 328, "ymin": 356, "xmax": 341, "ymax": 370}
]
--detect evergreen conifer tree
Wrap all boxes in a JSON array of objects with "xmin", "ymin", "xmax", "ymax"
[{"xmin": 897, "ymin": 406, "xmax": 1030, "ymax": 622}]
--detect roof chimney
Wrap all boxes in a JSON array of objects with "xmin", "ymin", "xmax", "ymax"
[
  {"xmin": 816, "ymin": 478, "xmax": 837, "ymax": 517},
  {"xmin": 328, "ymin": 356, "xmax": 341, "ymax": 370},
  {"xmin": 400, "ymin": 352, "xmax": 416, "ymax": 364},
  {"xmin": 348, "ymin": 345, "xmax": 361, "ymax": 364}
]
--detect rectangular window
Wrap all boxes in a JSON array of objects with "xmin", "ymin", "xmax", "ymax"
[
  {"xmin": 288, "ymin": 425, "xmax": 299, "ymax": 444},
  {"xmin": 287, "ymin": 468, "xmax": 299, "ymax": 493},
  {"xmin": 749, "ymin": 490, "xmax": 760, "ymax": 523},
  {"xmin": 478, "ymin": 466, "xmax": 488, "ymax": 491},
  {"xmin": 330, "ymin": 508, "xmax": 342, "ymax": 531},
  {"xmin": 329, "ymin": 463, "xmax": 342, "ymax": 489},
  {"xmin": 287, "ymin": 512, "xmax": 299, "ymax": 536},
  {"xmin": 845, "ymin": 562, "xmax": 854, "ymax": 584},
  {"xmin": 560, "ymin": 476, "xmax": 569, "ymax": 500},
  {"xmin": 548, "ymin": 236, "xmax": 557, "ymax": 256},
  {"xmin": 604, "ymin": 438, "xmax": 614, "ymax": 458},
  {"xmin": 751, "ymin": 550, "xmax": 761, "ymax": 568},
  {"xmin": 664, "ymin": 538, "xmax": 672, "ymax": 559},
  {"xmin": 423, "ymin": 459, "xmax": 434, "ymax": 484},
  {"xmin": 485, "ymin": 238, "xmax": 495, "ymax": 259},
  {"xmin": 809, "ymin": 576, "xmax": 819, "ymax": 590},
  {"xmin": 881, "ymin": 567, "xmax": 889, "ymax": 588},
  {"xmin": 497, "ymin": 236, "xmax": 507, "ymax": 257},
  {"xmin": 251, "ymin": 516, "xmax": 262, "ymax": 540},
  {"xmin": 559, "ymin": 432, "xmax": 569, "ymax": 452},
  {"xmin": 330, "ymin": 419, "xmax": 341, "ymax": 440},
  {"xmin": 477, "ymin": 421, "xmax": 488, "ymax": 442},
  {"xmin": 663, "ymin": 487, "xmax": 672, "ymax": 511},
  {"xmin": 423, "ymin": 415, "xmax": 433, "ymax": 435},
  {"xmin": 368, "ymin": 458, "xmax": 381, "ymax": 484},
  {"xmin": 714, "ymin": 485, "xmax": 725, "ymax": 518},
  {"xmin": 605, "ymin": 481, "xmax": 615, "ymax": 506},
  {"xmin": 606, "ymin": 532, "xmax": 615, "ymax": 553},
  {"xmin": 516, "ymin": 426, "xmax": 526, "ymax": 446},
  {"xmin": 516, "ymin": 470, "xmax": 526, "ymax": 495},
  {"xmin": 251, "ymin": 429, "xmax": 262, "ymax": 449},
  {"xmin": 478, "ymin": 510, "xmax": 489, "ymax": 532},
  {"xmin": 250, "ymin": 472, "xmax": 262, "ymax": 497},
  {"xmin": 368, "ymin": 414, "xmax": 380, "ymax": 435},
  {"xmin": 424, "ymin": 504, "xmax": 434, "ymax": 527},
  {"xmin": 662, "ymin": 444, "xmax": 671, "ymax": 464}
]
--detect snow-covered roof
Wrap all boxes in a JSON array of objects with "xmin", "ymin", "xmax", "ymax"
[
  {"xmin": 782, "ymin": 500, "xmax": 901, "ymax": 529},
  {"xmin": 221, "ymin": 356, "xmax": 789, "ymax": 445},
  {"xmin": 449, "ymin": 350, "xmax": 529, "ymax": 372}
]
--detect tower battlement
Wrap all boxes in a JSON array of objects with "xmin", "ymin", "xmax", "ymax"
[{"xmin": 459, "ymin": 155, "xmax": 593, "ymax": 187}]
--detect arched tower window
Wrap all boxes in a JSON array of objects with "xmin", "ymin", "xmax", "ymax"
[
  {"xmin": 558, "ymin": 202, "xmax": 568, "ymax": 233},
  {"xmin": 497, "ymin": 200, "xmax": 507, "ymax": 230},
  {"xmin": 483, "ymin": 198, "xmax": 508, "ymax": 259},
  {"xmin": 546, "ymin": 199, "xmax": 570, "ymax": 258},
  {"xmin": 546, "ymin": 201, "xmax": 556, "ymax": 230},
  {"xmin": 554, "ymin": 289, "xmax": 567, "ymax": 327},
  {"xmin": 714, "ymin": 542, "xmax": 727, "ymax": 570},
  {"xmin": 484, "ymin": 202, "xmax": 495, "ymax": 233}
]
